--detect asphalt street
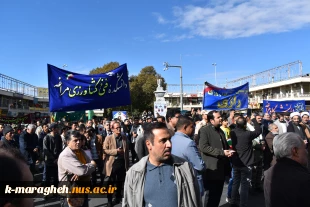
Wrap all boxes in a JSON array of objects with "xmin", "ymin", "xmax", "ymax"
[
  {"xmin": 33, "ymin": 153, "xmax": 265, "ymax": 207},
  {"xmin": 33, "ymin": 181, "xmax": 265, "ymax": 207}
]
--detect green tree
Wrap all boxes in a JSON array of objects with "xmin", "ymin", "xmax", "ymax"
[
  {"xmin": 89, "ymin": 62, "xmax": 166, "ymax": 118},
  {"xmin": 130, "ymin": 66, "xmax": 166, "ymax": 113},
  {"xmin": 89, "ymin": 62, "xmax": 120, "ymax": 75}
]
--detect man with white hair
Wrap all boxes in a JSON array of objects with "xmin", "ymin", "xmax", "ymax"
[
  {"xmin": 264, "ymin": 132, "xmax": 310, "ymax": 207},
  {"xmin": 19, "ymin": 124, "xmax": 39, "ymax": 175},
  {"xmin": 265, "ymin": 124, "xmax": 279, "ymax": 167}
]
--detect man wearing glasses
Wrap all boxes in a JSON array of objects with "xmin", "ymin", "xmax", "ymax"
[{"xmin": 103, "ymin": 122, "xmax": 129, "ymax": 207}]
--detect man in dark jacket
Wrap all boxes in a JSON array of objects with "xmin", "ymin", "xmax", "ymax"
[
  {"xmin": 264, "ymin": 132, "xmax": 310, "ymax": 207},
  {"xmin": 43, "ymin": 123, "xmax": 62, "ymax": 188},
  {"xmin": 198, "ymin": 110, "xmax": 233, "ymax": 207},
  {"xmin": 19, "ymin": 124, "xmax": 39, "ymax": 175},
  {"xmin": 230, "ymin": 116, "xmax": 262, "ymax": 207},
  {"xmin": 0, "ymin": 126, "xmax": 19, "ymax": 149}
]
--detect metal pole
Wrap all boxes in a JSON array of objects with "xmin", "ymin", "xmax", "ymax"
[{"xmin": 180, "ymin": 66, "xmax": 183, "ymax": 111}]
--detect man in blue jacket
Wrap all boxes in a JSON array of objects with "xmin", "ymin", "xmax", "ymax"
[{"xmin": 171, "ymin": 115, "xmax": 205, "ymax": 196}]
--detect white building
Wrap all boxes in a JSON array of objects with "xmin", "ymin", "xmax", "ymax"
[{"xmin": 163, "ymin": 60, "xmax": 310, "ymax": 110}]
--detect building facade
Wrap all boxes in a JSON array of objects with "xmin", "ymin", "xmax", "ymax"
[
  {"xmin": 0, "ymin": 73, "xmax": 49, "ymax": 118},
  {"xmin": 163, "ymin": 61, "xmax": 310, "ymax": 111}
]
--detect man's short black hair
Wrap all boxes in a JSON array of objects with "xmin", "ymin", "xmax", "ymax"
[
  {"xmin": 71, "ymin": 121, "xmax": 78, "ymax": 125},
  {"xmin": 141, "ymin": 122, "xmax": 150, "ymax": 130},
  {"xmin": 193, "ymin": 116, "xmax": 202, "ymax": 122},
  {"xmin": 166, "ymin": 109, "xmax": 181, "ymax": 121},
  {"xmin": 66, "ymin": 130, "xmax": 82, "ymax": 142},
  {"xmin": 207, "ymin": 110, "xmax": 218, "ymax": 122},
  {"xmin": 60, "ymin": 126, "xmax": 68, "ymax": 133},
  {"xmin": 236, "ymin": 116, "xmax": 247, "ymax": 128},
  {"xmin": 157, "ymin": 116, "xmax": 166, "ymax": 122},
  {"xmin": 79, "ymin": 124, "xmax": 86, "ymax": 131},
  {"xmin": 176, "ymin": 116, "xmax": 194, "ymax": 130},
  {"xmin": 86, "ymin": 126, "xmax": 96, "ymax": 134},
  {"xmin": 222, "ymin": 116, "xmax": 228, "ymax": 122},
  {"xmin": 143, "ymin": 122, "xmax": 169, "ymax": 145}
]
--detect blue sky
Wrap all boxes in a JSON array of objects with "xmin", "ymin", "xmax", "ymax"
[{"xmin": 1, "ymin": 0, "xmax": 310, "ymax": 89}]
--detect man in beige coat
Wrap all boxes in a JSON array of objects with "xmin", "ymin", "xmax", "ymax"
[{"xmin": 103, "ymin": 122, "xmax": 129, "ymax": 207}]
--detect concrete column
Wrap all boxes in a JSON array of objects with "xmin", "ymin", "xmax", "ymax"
[
  {"xmin": 301, "ymin": 83, "xmax": 304, "ymax": 95},
  {"xmin": 291, "ymin": 85, "xmax": 293, "ymax": 98}
]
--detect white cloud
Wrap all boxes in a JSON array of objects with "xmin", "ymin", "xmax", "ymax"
[
  {"xmin": 152, "ymin": 12, "xmax": 169, "ymax": 24},
  {"xmin": 154, "ymin": 33, "xmax": 166, "ymax": 39},
  {"xmin": 162, "ymin": 34, "xmax": 194, "ymax": 42},
  {"xmin": 159, "ymin": 0, "xmax": 310, "ymax": 39}
]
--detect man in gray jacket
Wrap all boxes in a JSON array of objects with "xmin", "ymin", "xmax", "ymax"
[{"xmin": 122, "ymin": 122, "xmax": 201, "ymax": 207}]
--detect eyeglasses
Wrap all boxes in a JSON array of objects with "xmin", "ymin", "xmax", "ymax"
[{"xmin": 115, "ymin": 127, "xmax": 121, "ymax": 129}]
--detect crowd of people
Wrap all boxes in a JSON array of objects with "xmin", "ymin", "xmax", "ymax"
[{"xmin": 0, "ymin": 109, "xmax": 310, "ymax": 207}]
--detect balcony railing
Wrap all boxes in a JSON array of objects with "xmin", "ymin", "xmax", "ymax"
[{"xmin": 250, "ymin": 92, "xmax": 310, "ymax": 103}]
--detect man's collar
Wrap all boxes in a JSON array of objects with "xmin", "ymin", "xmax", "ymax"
[
  {"xmin": 146, "ymin": 156, "xmax": 174, "ymax": 171},
  {"xmin": 211, "ymin": 125, "xmax": 221, "ymax": 130},
  {"xmin": 130, "ymin": 154, "xmax": 186, "ymax": 173},
  {"xmin": 113, "ymin": 133, "xmax": 122, "ymax": 139},
  {"xmin": 175, "ymin": 131, "xmax": 190, "ymax": 139},
  {"xmin": 277, "ymin": 157, "xmax": 308, "ymax": 170}
]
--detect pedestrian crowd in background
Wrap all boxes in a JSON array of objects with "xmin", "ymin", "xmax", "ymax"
[{"xmin": 1, "ymin": 108, "xmax": 310, "ymax": 207}]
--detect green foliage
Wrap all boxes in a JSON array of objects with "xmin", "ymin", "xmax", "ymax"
[
  {"xmin": 89, "ymin": 62, "xmax": 120, "ymax": 75},
  {"xmin": 90, "ymin": 63, "xmax": 166, "ymax": 118}
]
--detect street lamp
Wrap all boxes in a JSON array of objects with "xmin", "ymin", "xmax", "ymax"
[
  {"xmin": 212, "ymin": 63, "xmax": 217, "ymax": 85},
  {"xmin": 163, "ymin": 62, "xmax": 183, "ymax": 111}
]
